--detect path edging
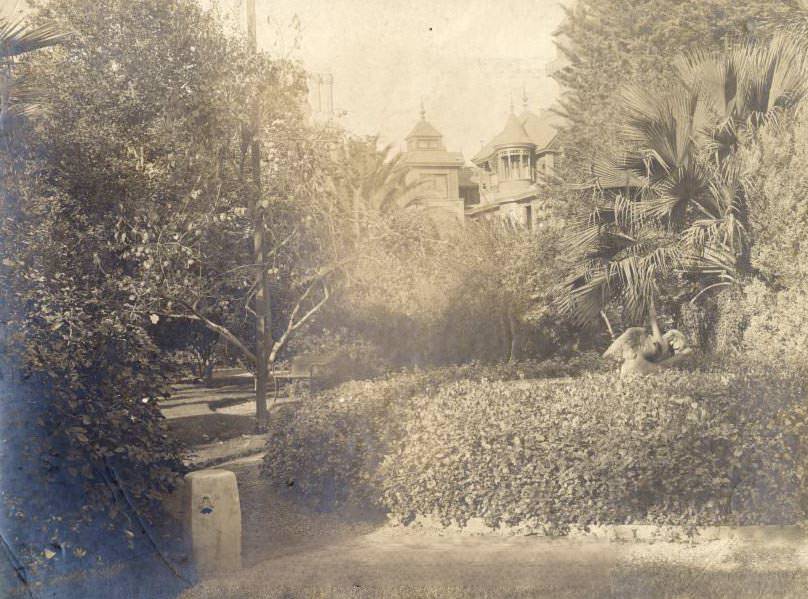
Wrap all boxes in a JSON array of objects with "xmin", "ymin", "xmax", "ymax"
[{"xmin": 405, "ymin": 516, "xmax": 808, "ymax": 544}]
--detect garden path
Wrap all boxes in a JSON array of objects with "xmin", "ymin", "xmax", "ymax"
[
  {"xmin": 162, "ymin": 368, "xmax": 297, "ymax": 468},
  {"xmin": 179, "ymin": 460, "xmax": 808, "ymax": 599}
]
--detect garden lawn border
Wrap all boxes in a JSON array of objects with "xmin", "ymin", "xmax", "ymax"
[{"xmin": 406, "ymin": 516, "xmax": 808, "ymax": 545}]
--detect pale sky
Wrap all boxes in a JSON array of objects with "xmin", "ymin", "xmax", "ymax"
[
  {"xmin": 218, "ymin": 0, "xmax": 567, "ymax": 161},
  {"xmin": 11, "ymin": 0, "xmax": 567, "ymax": 161}
]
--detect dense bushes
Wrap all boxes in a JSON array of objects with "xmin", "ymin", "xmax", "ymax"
[
  {"xmin": 0, "ymin": 0, "xmax": 241, "ymax": 571},
  {"xmin": 309, "ymin": 215, "xmax": 587, "ymax": 372},
  {"xmin": 383, "ymin": 370, "xmax": 808, "ymax": 529},
  {"xmin": 260, "ymin": 357, "xmax": 606, "ymax": 509},
  {"xmin": 263, "ymin": 365, "xmax": 808, "ymax": 529}
]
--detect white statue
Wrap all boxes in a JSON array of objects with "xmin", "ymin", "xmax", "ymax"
[{"xmin": 604, "ymin": 327, "xmax": 693, "ymax": 377}]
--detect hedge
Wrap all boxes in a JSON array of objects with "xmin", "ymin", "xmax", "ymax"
[
  {"xmin": 263, "ymin": 362, "xmax": 808, "ymax": 528},
  {"xmin": 383, "ymin": 369, "xmax": 808, "ymax": 529},
  {"xmin": 260, "ymin": 357, "xmax": 604, "ymax": 509}
]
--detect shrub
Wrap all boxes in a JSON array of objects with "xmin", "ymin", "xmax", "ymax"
[
  {"xmin": 741, "ymin": 284, "xmax": 808, "ymax": 378},
  {"xmin": 260, "ymin": 357, "xmax": 608, "ymax": 509},
  {"xmin": 316, "ymin": 215, "xmax": 579, "ymax": 370},
  {"xmin": 284, "ymin": 327, "xmax": 392, "ymax": 389},
  {"xmin": 381, "ymin": 369, "xmax": 808, "ymax": 530},
  {"xmin": 261, "ymin": 374, "xmax": 419, "ymax": 510}
]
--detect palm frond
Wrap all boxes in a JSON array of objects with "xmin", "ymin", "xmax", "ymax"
[{"xmin": 0, "ymin": 17, "xmax": 67, "ymax": 59}]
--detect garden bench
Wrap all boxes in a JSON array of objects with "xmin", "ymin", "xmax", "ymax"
[{"xmin": 270, "ymin": 355, "xmax": 330, "ymax": 401}]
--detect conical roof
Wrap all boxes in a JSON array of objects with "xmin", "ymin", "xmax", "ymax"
[
  {"xmin": 518, "ymin": 109, "xmax": 560, "ymax": 150},
  {"xmin": 493, "ymin": 113, "xmax": 534, "ymax": 147},
  {"xmin": 406, "ymin": 118, "xmax": 443, "ymax": 139},
  {"xmin": 472, "ymin": 108, "xmax": 560, "ymax": 164}
]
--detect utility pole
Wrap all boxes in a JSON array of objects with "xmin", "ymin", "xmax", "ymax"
[{"xmin": 247, "ymin": 0, "xmax": 270, "ymax": 431}]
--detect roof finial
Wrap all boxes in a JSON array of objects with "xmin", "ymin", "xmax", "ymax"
[
  {"xmin": 522, "ymin": 85, "xmax": 528, "ymax": 110},
  {"xmin": 509, "ymin": 92, "xmax": 515, "ymax": 114},
  {"xmin": 420, "ymin": 98, "xmax": 426, "ymax": 121}
]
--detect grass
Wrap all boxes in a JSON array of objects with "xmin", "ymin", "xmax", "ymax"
[{"xmin": 167, "ymin": 413, "xmax": 256, "ymax": 446}]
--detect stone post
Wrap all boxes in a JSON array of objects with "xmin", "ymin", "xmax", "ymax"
[{"xmin": 184, "ymin": 469, "xmax": 242, "ymax": 576}]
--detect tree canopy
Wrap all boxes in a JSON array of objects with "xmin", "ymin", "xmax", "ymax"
[{"xmin": 552, "ymin": 0, "xmax": 802, "ymax": 183}]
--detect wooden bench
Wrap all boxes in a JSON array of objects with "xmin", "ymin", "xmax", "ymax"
[{"xmin": 270, "ymin": 356, "xmax": 329, "ymax": 401}]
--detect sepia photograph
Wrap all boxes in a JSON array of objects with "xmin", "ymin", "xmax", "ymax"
[{"xmin": 2, "ymin": 0, "xmax": 808, "ymax": 597}]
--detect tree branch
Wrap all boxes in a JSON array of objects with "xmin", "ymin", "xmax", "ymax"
[
  {"xmin": 160, "ymin": 308, "xmax": 255, "ymax": 365},
  {"xmin": 268, "ymin": 281, "xmax": 331, "ymax": 364}
]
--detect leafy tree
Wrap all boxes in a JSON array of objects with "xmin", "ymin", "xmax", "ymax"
[
  {"xmin": 145, "ymin": 115, "xmax": 354, "ymax": 374},
  {"xmin": 149, "ymin": 317, "xmax": 220, "ymax": 383},
  {"xmin": 0, "ymin": 0, "xmax": 259, "ymax": 535}
]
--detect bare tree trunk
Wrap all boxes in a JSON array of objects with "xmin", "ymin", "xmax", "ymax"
[
  {"xmin": 247, "ymin": 0, "xmax": 270, "ymax": 432},
  {"xmin": 507, "ymin": 310, "xmax": 520, "ymax": 363},
  {"xmin": 500, "ymin": 310, "xmax": 513, "ymax": 363},
  {"xmin": 648, "ymin": 296, "xmax": 663, "ymax": 344},
  {"xmin": 600, "ymin": 310, "xmax": 615, "ymax": 339}
]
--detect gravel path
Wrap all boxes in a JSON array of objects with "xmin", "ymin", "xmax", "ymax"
[
  {"xmin": 175, "ymin": 462, "xmax": 808, "ymax": 599},
  {"xmin": 221, "ymin": 461, "xmax": 384, "ymax": 568}
]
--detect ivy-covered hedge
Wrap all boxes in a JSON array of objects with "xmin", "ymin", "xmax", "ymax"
[
  {"xmin": 260, "ymin": 357, "xmax": 605, "ymax": 509},
  {"xmin": 383, "ymin": 370, "xmax": 808, "ymax": 529},
  {"xmin": 263, "ymin": 363, "xmax": 808, "ymax": 528}
]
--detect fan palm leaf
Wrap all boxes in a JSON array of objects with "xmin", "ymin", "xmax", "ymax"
[
  {"xmin": 1, "ymin": 14, "xmax": 66, "ymax": 132},
  {"xmin": 0, "ymin": 17, "xmax": 66, "ymax": 59},
  {"xmin": 676, "ymin": 35, "xmax": 808, "ymax": 157},
  {"xmin": 561, "ymin": 37, "xmax": 802, "ymax": 329}
]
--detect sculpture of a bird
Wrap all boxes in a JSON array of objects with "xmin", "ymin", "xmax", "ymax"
[{"xmin": 604, "ymin": 327, "xmax": 692, "ymax": 377}]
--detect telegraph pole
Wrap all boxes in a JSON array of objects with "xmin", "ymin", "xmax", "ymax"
[{"xmin": 247, "ymin": 0, "xmax": 270, "ymax": 430}]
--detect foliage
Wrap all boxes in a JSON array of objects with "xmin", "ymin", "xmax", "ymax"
[
  {"xmin": 741, "ymin": 105, "xmax": 808, "ymax": 288},
  {"xmin": 328, "ymin": 137, "xmax": 418, "ymax": 247},
  {"xmin": 261, "ymin": 375, "xmax": 413, "ymax": 510},
  {"xmin": 17, "ymin": 0, "xmax": 342, "ymax": 381},
  {"xmin": 738, "ymin": 283, "xmax": 808, "ymax": 377},
  {"xmin": 382, "ymin": 369, "xmax": 808, "ymax": 530},
  {"xmin": 560, "ymin": 35, "xmax": 808, "ymax": 329},
  {"xmin": 263, "ymin": 361, "xmax": 808, "ymax": 528},
  {"xmin": 0, "ymin": 10, "xmax": 66, "ymax": 130},
  {"xmin": 149, "ymin": 317, "xmax": 220, "ymax": 382},
  {"xmin": 700, "ymin": 102, "xmax": 808, "ymax": 368},
  {"xmin": 323, "ymin": 212, "xmax": 580, "ymax": 369},
  {"xmin": 0, "ymin": 0, "xmax": 257, "ymax": 536},
  {"xmin": 552, "ymin": 0, "xmax": 801, "ymax": 185},
  {"xmin": 260, "ymin": 355, "xmax": 609, "ymax": 510}
]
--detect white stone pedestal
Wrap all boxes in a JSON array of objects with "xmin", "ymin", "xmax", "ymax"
[{"xmin": 184, "ymin": 469, "xmax": 242, "ymax": 576}]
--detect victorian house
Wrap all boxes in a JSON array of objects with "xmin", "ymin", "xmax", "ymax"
[
  {"xmin": 396, "ymin": 94, "xmax": 561, "ymax": 233},
  {"xmin": 399, "ymin": 106, "xmax": 466, "ymax": 233},
  {"xmin": 465, "ymin": 95, "xmax": 560, "ymax": 229}
]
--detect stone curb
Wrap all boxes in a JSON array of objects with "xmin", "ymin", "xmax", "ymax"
[{"xmin": 405, "ymin": 516, "xmax": 808, "ymax": 544}]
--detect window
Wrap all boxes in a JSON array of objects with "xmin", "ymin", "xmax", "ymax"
[
  {"xmin": 499, "ymin": 154, "xmax": 510, "ymax": 179},
  {"xmin": 510, "ymin": 152, "xmax": 520, "ymax": 178},
  {"xmin": 499, "ymin": 149, "xmax": 533, "ymax": 180}
]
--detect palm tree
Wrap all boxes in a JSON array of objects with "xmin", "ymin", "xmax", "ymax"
[
  {"xmin": 560, "ymin": 35, "xmax": 807, "ymax": 338},
  {"xmin": 1, "ymin": 13, "xmax": 66, "ymax": 132},
  {"xmin": 331, "ymin": 138, "xmax": 419, "ymax": 242}
]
